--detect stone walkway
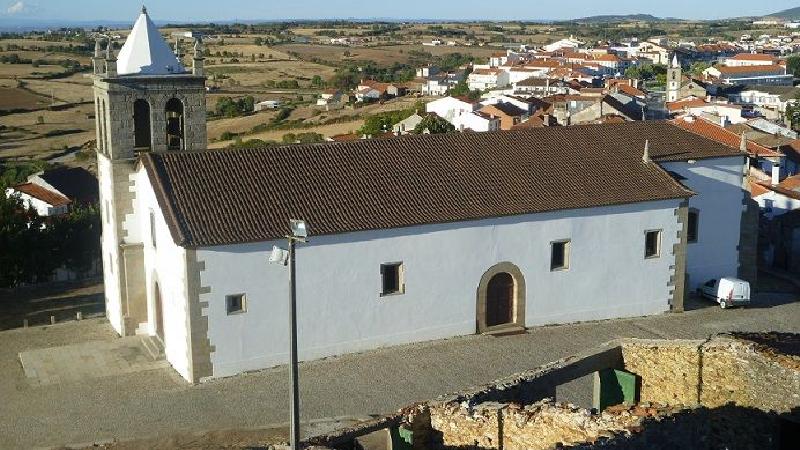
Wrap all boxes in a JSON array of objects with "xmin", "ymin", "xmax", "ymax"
[{"xmin": 19, "ymin": 336, "xmax": 168, "ymax": 386}]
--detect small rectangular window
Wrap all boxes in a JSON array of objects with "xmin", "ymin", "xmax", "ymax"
[
  {"xmin": 149, "ymin": 210, "xmax": 157, "ymax": 249},
  {"xmin": 225, "ymin": 294, "xmax": 246, "ymax": 315},
  {"xmin": 550, "ymin": 240, "xmax": 570, "ymax": 271},
  {"xmin": 645, "ymin": 230, "xmax": 662, "ymax": 259},
  {"xmin": 687, "ymin": 210, "xmax": 699, "ymax": 243},
  {"xmin": 380, "ymin": 262, "xmax": 404, "ymax": 296}
]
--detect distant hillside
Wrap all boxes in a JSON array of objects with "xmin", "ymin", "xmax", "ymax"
[
  {"xmin": 766, "ymin": 6, "xmax": 800, "ymax": 20},
  {"xmin": 577, "ymin": 14, "xmax": 661, "ymax": 23}
]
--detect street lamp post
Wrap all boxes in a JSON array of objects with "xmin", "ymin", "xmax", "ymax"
[
  {"xmin": 269, "ymin": 219, "xmax": 308, "ymax": 450},
  {"xmin": 288, "ymin": 232, "xmax": 301, "ymax": 450}
]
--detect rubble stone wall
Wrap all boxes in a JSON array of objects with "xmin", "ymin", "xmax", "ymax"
[
  {"xmin": 699, "ymin": 338, "xmax": 800, "ymax": 412},
  {"xmin": 621, "ymin": 340, "xmax": 703, "ymax": 406}
]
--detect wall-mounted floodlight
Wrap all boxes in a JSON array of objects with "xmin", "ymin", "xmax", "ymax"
[
  {"xmin": 268, "ymin": 245, "xmax": 289, "ymax": 266},
  {"xmin": 290, "ymin": 219, "xmax": 308, "ymax": 240}
]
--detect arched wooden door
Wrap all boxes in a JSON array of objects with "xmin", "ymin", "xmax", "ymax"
[
  {"xmin": 476, "ymin": 262, "xmax": 526, "ymax": 333},
  {"xmin": 486, "ymin": 273, "xmax": 514, "ymax": 327}
]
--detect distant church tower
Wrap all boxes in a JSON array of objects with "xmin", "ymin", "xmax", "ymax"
[
  {"xmin": 666, "ymin": 54, "xmax": 681, "ymax": 103},
  {"xmin": 93, "ymin": 6, "xmax": 207, "ymax": 336}
]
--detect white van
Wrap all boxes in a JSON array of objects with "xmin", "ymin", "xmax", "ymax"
[{"xmin": 697, "ymin": 277, "xmax": 751, "ymax": 309}]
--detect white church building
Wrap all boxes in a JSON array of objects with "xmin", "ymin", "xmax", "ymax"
[{"xmin": 95, "ymin": 9, "xmax": 750, "ymax": 383}]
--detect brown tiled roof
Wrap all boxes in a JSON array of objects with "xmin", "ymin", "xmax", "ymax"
[
  {"xmin": 670, "ymin": 116, "xmax": 783, "ymax": 158},
  {"xmin": 141, "ymin": 121, "xmax": 727, "ymax": 247},
  {"xmin": 718, "ymin": 65, "xmax": 786, "ymax": 75},
  {"xmin": 12, "ymin": 183, "xmax": 70, "ymax": 207}
]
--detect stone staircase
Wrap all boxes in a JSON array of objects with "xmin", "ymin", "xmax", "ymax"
[{"xmin": 140, "ymin": 335, "xmax": 165, "ymax": 361}]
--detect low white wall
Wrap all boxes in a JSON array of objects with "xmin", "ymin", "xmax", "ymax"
[
  {"xmin": 197, "ymin": 199, "xmax": 682, "ymax": 378},
  {"xmin": 661, "ymin": 156, "xmax": 745, "ymax": 289}
]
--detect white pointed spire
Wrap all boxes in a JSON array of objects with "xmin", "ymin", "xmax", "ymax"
[
  {"xmin": 643, "ymin": 139, "xmax": 650, "ymax": 163},
  {"xmin": 116, "ymin": 7, "xmax": 185, "ymax": 75},
  {"xmin": 671, "ymin": 54, "xmax": 679, "ymax": 68}
]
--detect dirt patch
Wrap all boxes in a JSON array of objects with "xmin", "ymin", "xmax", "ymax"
[{"xmin": 0, "ymin": 87, "xmax": 48, "ymax": 110}]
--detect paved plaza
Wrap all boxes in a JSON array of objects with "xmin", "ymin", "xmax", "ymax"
[
  {"xmin": 0, "ymin": 290, "xmax": 798, "ymax": 449},
  {"xmin": 19, "ymin": 336, "xmax": 168, "ymax": 386}
]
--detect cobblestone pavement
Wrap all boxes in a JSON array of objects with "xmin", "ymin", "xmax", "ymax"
[{"xmin": 1, "ymin": 292, "xmax": 798, "ymax": 449}]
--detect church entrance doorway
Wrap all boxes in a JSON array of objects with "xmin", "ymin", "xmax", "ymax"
[
  {"xmin": 486, "ymin": 273, "xmax": 514, "ymax": 327},
  {"xmin": 476, "ymin": 262, "xmax": 526, "ymax": 333}
]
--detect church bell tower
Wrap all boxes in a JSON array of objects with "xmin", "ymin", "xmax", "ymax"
[
  {"xmin": 93, "ymin": 6, "xmax": 207, "ymax": 336},
  {"xmin": 666, "ymin": 54, "xmax": 681, "ymax": 103}
]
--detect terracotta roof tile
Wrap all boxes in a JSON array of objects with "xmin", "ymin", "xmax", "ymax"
[
  {"xmin": 671, "ymin": 117, "xmax": 783, "ymax": 158},
  {"xmin": 140, "ymin": 121, "xmax": 734, "ymax": 247},
  {"xmin": 12, "ymin": 183, "xmax": 70, "ymax": 207}
]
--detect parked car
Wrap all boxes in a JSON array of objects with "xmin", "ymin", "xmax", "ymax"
[{"xmin": 697, "ymin": 277, "xmax": 751, "ymax": 309}]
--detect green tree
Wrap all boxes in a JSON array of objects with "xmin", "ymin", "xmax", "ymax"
[
  {"xmin": 413, "ymin": 114, "xmax": 455, "ymax": 134},
  {"xmin": 786, "ymin": 95, "xmax": 800, "ymax": 130},
  {"xmin": 282, "ymin": 133, "xmax": 297, "ymax": 143},
  {"xmin": 787, "ymin": 55, "xmax": 800, "ymax": 78},
  {"xmin": 689, "ymin": 62, "xmax": 710, "ymax": 77}
]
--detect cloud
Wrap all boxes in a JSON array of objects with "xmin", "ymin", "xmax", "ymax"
[
  {"xmin": 6, "ymin": 1, "xmax": 25, "ymax": 14},
  {"xmin": 5, "ymin": 1, "xmax": 40, "ymax": 15}
]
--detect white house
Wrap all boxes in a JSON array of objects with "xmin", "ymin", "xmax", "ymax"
[
  {"xmin": 451, "ymin": 110, "xmax": 500, "ymax": 132},
  {"xmin": 92, "ymin": 9, "xmax": 751, "ymax": 384},
  {"xmin": 544, "ymin": 37, "xmax": 584, "ymax": 53},
  {"xmin": 5, "ymin": 183, "xmax": 70, "ymax": 216},
  {"xmin": 723, "ymin": 53, "xmax": 780, "ymax": 67},
  {"xmin": 468, "ymin": 68, "xmax": 510, "ymax": 91},
  {"xmin": 4, "ymin": 167, "xmax": 98, "ymax": 216},
  {"xmin": 752, "ymin": 175, "xmax": 800, "ymax": 219},
  {"xmin": 392, "ymin": 113, "xmax": 424, "ymax": 134},
  {"xmin": 425, "ymin": 96, "xmax": 478, "ymax": 122}
]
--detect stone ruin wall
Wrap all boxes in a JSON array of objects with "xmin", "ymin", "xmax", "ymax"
[
  {"xmin": 309, "ymin": 335, "xmax": 800, "ymax": 450},
  {"xmin": 621, "ymin": 336, "xmax": 800, "ymax": 412}
]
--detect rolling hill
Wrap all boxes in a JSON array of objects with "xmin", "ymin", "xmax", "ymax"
[{"xmin": 765, "ymin": 6, "xmax": 800, "ymax": 20}]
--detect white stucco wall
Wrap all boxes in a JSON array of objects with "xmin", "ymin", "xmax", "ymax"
[
  {"xmin": 134, "ymin": 167, "xmax": 192, "ymax": 380},
  {"xmin": 97, "ymin": 156, "xmax": 124, "ymax": 335},
  {"xmin": 660, "ymin": 156, "xmax": 746, "ymax": 289},
  {"xmin": 754, "ymin": 191, "xmax": 800, "ymax": 219},
  {"xmin": 196, "ymin": 199, "xmax": 683, "ymax": 379}
]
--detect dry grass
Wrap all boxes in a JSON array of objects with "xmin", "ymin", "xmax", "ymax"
[
  {"xmin": 0, "ymin": 63, "xmax": 66, "ymax": 78},
  {"xmin": 205, "ymin": 60, "xmax": 335, "ymax": 87},
  {"xmin": 0, "ymin": 103, "xmax": 95, "ymax": 160}
]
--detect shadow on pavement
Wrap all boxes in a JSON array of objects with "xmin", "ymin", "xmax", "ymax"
[{"xmin": 0, "ymin": 279, "xmax": 104, "ymax": 331}]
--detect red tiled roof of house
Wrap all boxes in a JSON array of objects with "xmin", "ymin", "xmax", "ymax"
[
  {"xmin": 329, "ymin": 133, "xmax": 361, "ymax": 142},
  {"xmin": 139, "ymin": 121, "xmax": 746, "ymax": 246},
  {"xmin": 750, "ymin": 181, "xmax": 771, "ymax": 198},
  {"xmin": 12, "ymin": 183, "xmax": 70, "ymax": 207},
  {"xmin": 670, "ymin": 116, "xmax": 783, "ymax": 158},
  {"xmin": 718, "ymin": 65, "xmax": 786, "ymax": 75},
  {"xmin": 780, "ymin": 174, "xmax": 800, "ymax": 192},
  {"xmin": 616, "ymin": 84, "xmax": 646, "ymax": 98},
  {"xmin": 666, "ymin": 98, "xmax": 707, "ymax": 112},
  {"xmin": 730, "ymin": 53, "xmax": 778, "ymax": 61}
]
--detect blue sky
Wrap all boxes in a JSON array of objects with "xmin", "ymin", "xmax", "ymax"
[{"xmin": 2, "ymin": 0, "xmax": 798, "ymax": 22}]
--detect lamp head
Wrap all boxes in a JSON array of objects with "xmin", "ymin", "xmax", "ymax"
[
  {"xmin": 290, "ymin": 219, "xmax": 308, "ymax": 239},
  {"xmin": 269, "ymin": 245, "xmax": 289, "ymax": 266}
]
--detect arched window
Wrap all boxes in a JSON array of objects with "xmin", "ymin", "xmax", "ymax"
[
  {"xmin": 165, "ymin": 98, "xmax": 184, "ymax": 150},
  {"xmin": 99, "ymin": 99, "xmax": 106, "ymax": 153},
  {"xmin": 133, "ymin": 99, "xmax": 152, "ymax": 150}
]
